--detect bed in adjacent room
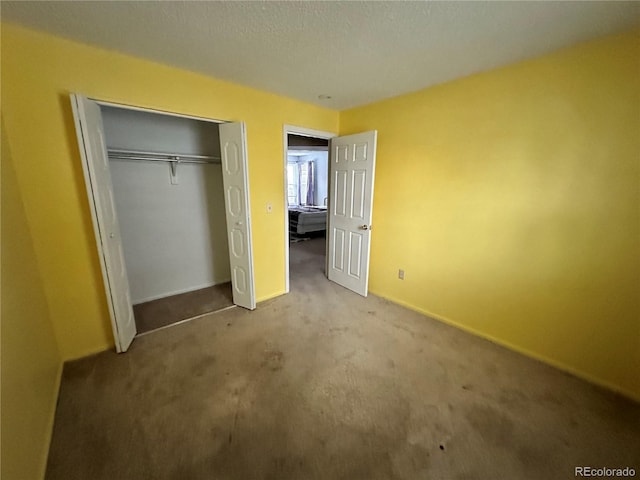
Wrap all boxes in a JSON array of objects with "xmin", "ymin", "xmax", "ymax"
[{"xmin": 289, "ymin": 206, "xmax": 327, "ymax": 238}]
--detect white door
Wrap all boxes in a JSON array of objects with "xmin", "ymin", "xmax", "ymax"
[
  {"xmin": 219, "ymin": 122, "xmax": 256, "ymax": 310},
  {"xmin": 327, "ymin": 131, "xmax": 378, "ymax": 296},
  {"xmin": 71, "ymin": 94, "xmax": 137, "ymax": 352}
]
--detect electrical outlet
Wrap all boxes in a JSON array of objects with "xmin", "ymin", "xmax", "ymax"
[{"xmin": 398, "ymin": 269, "xmax": 405, "ymax": 280}]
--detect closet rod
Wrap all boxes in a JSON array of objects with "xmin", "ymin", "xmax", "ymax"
[{"xmin": 107, "ymin": 148, "xmax": 221, "ymax": 164}]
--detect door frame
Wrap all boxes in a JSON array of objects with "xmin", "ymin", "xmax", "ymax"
[
  {"xmin": 96, "ymin": 99, "xmax": 225, "ymax": 125},
  {"xmin": 73, "ymin": 94, "xmax": 256, "ymax": 350},
  {"xmin": 282, "ymin": 125, "xmax": 336, "ymax": 293}
]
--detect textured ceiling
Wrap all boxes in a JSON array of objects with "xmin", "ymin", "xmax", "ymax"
[{"xmin": 2, "ymin": 1, "xmax": 639, "ymax": 110}]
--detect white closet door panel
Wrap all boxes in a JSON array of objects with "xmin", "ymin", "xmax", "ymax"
[
  {"xmin": 219, "ymin": 122, "xmax": 256, "ymax": 310},
  {"xmin": 71, "ymin": 94, "xmax": 136, "ymax": 352}
]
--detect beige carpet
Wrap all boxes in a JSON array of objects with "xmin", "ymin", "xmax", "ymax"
[
  {"xmin": 133, "ymin": 283, "xmax": 233, "ymax": 334},
  {"xmin": 45, "ymin": 237, "xmax": 639, "ymax": 479}
]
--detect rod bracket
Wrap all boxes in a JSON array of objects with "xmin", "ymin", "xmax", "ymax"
[{"xmin": 169, "ymin": 159, "xmax": 180, "ymax": 185}]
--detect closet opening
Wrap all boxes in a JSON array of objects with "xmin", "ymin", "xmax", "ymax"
[
  {"xmin": 100, "ymin": 105, "xmax": 233, "ymax": 334},
  {"xmin": 283, "ymin": 127, "xmax": 336, "ymax": 292}
]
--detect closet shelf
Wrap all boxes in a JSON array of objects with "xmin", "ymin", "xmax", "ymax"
[{"xmin": 107, "ymin": 148, "xmax": 221, "ymax": 164}]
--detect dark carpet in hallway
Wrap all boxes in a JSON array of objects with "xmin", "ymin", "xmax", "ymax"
[{"xmin": 46, "ymin": 237, "xmax": 639, "ymax": 479}]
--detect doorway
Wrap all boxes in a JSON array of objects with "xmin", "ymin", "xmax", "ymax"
[
  {"xmin": 72, "ymin": 95, "xmax": 256, "ymax": 352},
  {"xmin": 100, "ymin": 105, "xmax": 233, "ymax": 335},
  {"xmin": 282, "ymin": 126, "xmax": 336, "ymax": 292},
  {"xmin": 283, "ymin": 126, "xmax": 379, "ymax": 298}
]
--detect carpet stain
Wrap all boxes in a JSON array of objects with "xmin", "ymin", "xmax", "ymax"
[
  {"xmin": 261, "ymin": 350, "xmax": 285, "ymax": 371},
  {"xmin": 192, "ymin": 354, "xmax": 216, "ymax": 377},
  {"xmin": 465, "ymin": 404, "xmax": 515, "ymax": 447}
]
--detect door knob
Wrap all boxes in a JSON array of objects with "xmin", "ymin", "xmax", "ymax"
[
  {"xmin": 109, "ymin": 232, "xmax": 115, "ymax": 238},
  {"xmin": 235, "ymin": 221, "xmax": 244, "ymax": 226},
  {"xmin": 359, "ymin": 225, "xmax": 369, "ymax": 230}
]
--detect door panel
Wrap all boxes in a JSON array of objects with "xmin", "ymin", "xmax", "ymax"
[
  {"xmin": 219, "ymin": 122, "xmax": 256, "ymax": 310},
  {"xmin": 333, "ymin": 228, "xmax": 345, "ymax": 271},
  {"xmin": 349, "ymin": 233, "xmax": 363, "ymax": 278},
  {"xmin": 334, "ymin": 170, "xmax": 348, "ymax": 216},
  {"xmin": 352, "ymin": 170, "xmax": 366, "ymax": 218},
  {"xmin": 327, "ymin": 131, "xmax": 377, "ymax": 296},
  {"xmin": 71, "ymin": 95, "xmax": 136, "ymax": 352}
]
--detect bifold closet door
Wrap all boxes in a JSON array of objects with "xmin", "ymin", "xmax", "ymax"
[
  {"xmin": 219, "ymin": 122, "xmax": 256, "ymax": 310},
  {"xmin": 71, "ymin": 94, "xmax": 137, "ymax": 352}
]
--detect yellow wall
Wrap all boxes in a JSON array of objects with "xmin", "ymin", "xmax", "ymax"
[
  {"xmin": 2, "ymin": 21, "xmax": 638, "ymax": 404},
  {"xmin": 1, "ymin": 23, "xmax": 338, "ymax": 360},
  {"xmin": 341, "ymin": 29, "xmax": 640, "ymax": 400},
  {"xmin": 1, "ymin": 119, "xmax": 63, "ymax": 479}
]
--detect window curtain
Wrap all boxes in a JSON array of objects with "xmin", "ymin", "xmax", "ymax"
[
  {"xmin": 297, "ymin": 162, "xmax": 304, "ymax": 206},
  {"xmin": 287, "ymin": 163, "xmax": 298, "ymax": 206},
  {"xmin": 305, "ymin": 161, "xmax": 315, "ymax": 206},
  {"xmin": 288, "ymin": 160, "xmax": 315, "ymax": 206}
]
